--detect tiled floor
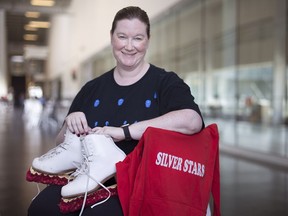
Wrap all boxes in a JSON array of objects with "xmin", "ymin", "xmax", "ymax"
[{"xmin": 0, "ymin": 104, "xmax": 287, "ymax": 216}]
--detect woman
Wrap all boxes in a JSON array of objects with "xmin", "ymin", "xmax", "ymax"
[{"xmin": 28, "ymin": 6, "xmax": 204, "ymax": 216}]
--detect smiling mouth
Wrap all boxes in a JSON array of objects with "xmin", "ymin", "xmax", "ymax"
[{"xmin": 122, "ymin": 51, "xmax": 137, "ymax": 56}]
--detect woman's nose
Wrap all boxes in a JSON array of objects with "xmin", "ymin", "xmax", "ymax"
[{"xmin": 125, "ymin": 39, "xmax": 134, "ymax": 50}]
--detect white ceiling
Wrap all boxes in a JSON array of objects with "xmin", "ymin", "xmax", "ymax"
[{"xmin": 0, "ymin": 0, "xmax": 72, "ymax": 53}]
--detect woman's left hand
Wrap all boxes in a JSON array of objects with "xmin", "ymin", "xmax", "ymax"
[{"xmin": 91, "ymin": 126, "xmax": 125, "ymax": 142}]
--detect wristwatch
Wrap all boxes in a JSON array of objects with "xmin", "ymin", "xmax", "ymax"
[{"xmin": 121, "ymin": 124, "xmax": 132, "ymax": 141}]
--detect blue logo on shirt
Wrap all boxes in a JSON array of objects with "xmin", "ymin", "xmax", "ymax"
[
  {"xmin": 94, "ymin": 99, "xmax": 100, "ymax": 107},
  {"xmin": 154, "ymin": 92, "xmax": 157, "ymax": 99},
  {"xmin": 145, "ymin": 100, "xmax": 151, "ymax": 108},
  {"xmin": 118, "ymin": 98, "xmax": 124, "ymax": 106}
]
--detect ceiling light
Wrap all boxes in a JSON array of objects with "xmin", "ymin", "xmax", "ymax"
[
  {"xmin": 11, "ymin": 55, "xmax": 24, "ymax": 63},
  {"xmin": 29, "ymin": 21, "xmax": 50, "ymax": 28},
  {"xmin": 24, "ymin": 25, "xmax": 38, "ymax": 31},
  {"xmin": 24, "ymin": 34, "xmax": 38, "ymax": 41},
  {"xmin": 25, "ymin": 11, "xmax": 41, "ymax": 18},
  {"xmin": 30, "ymin": 0, "xmax": 55, "ymax": 7}
]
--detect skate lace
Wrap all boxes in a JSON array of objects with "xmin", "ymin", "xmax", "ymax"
[
  {"xmin": 31, "ymin": 183, "xmax": 41, "ymax": 201},
  {"xmin": 71, "ymin": 135, "xmax": 111, "ymax": 216},
  {"xmin": 40, "ymin": 134, "xmax": 73, "ymax": 160}
]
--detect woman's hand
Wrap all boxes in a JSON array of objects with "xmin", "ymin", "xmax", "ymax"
[
  {"xmin": 91, "ymin": 126, "xmax": 125, "ymax": 142},
  {"xmin": 65, "ymin": 112, "xmax": 90, "ymax": 135}
]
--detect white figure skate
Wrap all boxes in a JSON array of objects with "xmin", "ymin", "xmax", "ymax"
[
  {"xmin": 26, "ymin": 129, "xmax": 83, "ymax": 185},
  {"xmin": 61, "ymin": 133, "xmax": 126, "ymax": 198}
]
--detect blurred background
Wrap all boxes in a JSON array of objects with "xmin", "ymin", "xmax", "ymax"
[{"xmin": 0, "ymin": 0, "xmax": 287, "ymax": 215}]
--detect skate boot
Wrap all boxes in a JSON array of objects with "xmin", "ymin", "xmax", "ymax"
[
  {"xmin": 61, "ymin": 133, "xmax": 126, "ymax": 200},
  {"xmin": 26, "ymin": 129, "xmax": 83, "ymax": 185}
]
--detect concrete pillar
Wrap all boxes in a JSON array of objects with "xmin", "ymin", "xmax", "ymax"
[
  {"xmin": 0, "ymin": 9, "xmax": 7, "ymax": 96},
  {"xmin": 222, "ymin": 0, "xmax": 237, "ymax": 68},
  {"xmin": 273, "ymin": 0, "xmax": 286, "ymax": 124},
  {"xmin": 47, "ymin": 13, "xmax": 78, "ymax": 99}
]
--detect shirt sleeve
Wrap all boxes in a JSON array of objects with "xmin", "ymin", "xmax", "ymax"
[{"xmin": 158, "ymin": 72, "xmax": 204, "ymax": 127}]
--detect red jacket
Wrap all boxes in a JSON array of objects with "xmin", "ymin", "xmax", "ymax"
[{"xmin": 116, "ymin": 124, "xmax": 221, "ymax": 216}]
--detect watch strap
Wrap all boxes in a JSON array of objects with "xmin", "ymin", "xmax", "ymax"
[{"xmin": 122, "ymin": 125, "xmax": 132, "ymax": 141}]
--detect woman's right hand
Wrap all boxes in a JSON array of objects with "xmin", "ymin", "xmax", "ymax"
[{"xmin": 65, "ymin": 112, "xmax": 90, "ymax": 136}]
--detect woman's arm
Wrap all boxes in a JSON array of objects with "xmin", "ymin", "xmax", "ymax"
[
  {"xmin": 92, "ymin": 108, "xmax": 203, "ymax": 141},
  {"xmin": 58, "ymin": 108, "xmax": 202, "ymax": 143},
  {"xmin": 129, "ymin": 109, "xmax": 202, "ymax": 140}
]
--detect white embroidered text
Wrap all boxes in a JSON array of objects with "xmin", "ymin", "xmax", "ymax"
[{"xmin": 155, "ymin": 151, "xmax": 205, "ymax": 177}]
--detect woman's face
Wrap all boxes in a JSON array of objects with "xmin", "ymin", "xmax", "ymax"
[{"xmin": 111, "ymin": 18, "xmax": 149, "ymax": 70}]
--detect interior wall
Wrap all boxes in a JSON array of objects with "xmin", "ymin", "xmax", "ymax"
[{"xmin": 47, "ymin": 0, "xmax": 181, "ymax": 98}]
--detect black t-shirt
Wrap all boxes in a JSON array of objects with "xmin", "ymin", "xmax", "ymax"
[{"xmin": 68, "ymin": 64, "xmax": 203, "ymax": 154}]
